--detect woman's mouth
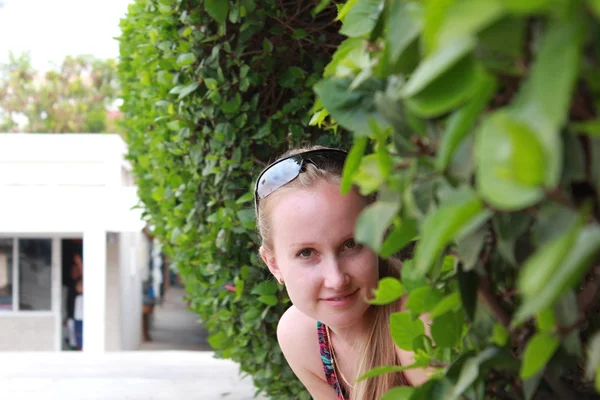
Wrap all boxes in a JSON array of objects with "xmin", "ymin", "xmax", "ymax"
[{"xmin": 321, "ymin": 289, "xmax": 359, "ymax": 307}]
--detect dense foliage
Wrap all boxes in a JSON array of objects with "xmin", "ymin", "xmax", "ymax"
[
  {"xmin": 313, "ymin": 0, "xmax": 600, "ymax": 399},
  {"xmin": 118, "ymin": 1, "xmax": 345, "ymax": 397},
  {"xmin": 0, "ymin": 53, "xmax": 119, "ymax": 133}
]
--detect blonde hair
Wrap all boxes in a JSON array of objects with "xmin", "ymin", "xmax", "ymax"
[{"xmin": 256, "ymin": 146, "xmax": 409, "ymax": 399}]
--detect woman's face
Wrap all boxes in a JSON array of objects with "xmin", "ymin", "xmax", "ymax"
[{"xmin": 263, "ymin": 180, "xmax": 379, "ymax": 328}]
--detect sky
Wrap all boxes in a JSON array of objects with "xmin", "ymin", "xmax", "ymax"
[{"xmin": 0, "ymin": 0, "xmax": 132, "ymax": 70}]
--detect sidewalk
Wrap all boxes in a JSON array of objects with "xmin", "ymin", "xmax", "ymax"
[
  {"xmin": 0, "ymin": 351, "xmax": 262, "ymax": 399},
  {"xmin": 139, "ymin": 286, "xmax": 211, "ymax": 351}
]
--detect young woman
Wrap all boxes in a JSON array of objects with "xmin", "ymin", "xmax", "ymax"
[{"xmin": 254, "ymin": 146, "xmax": 429, "ymax": 400}]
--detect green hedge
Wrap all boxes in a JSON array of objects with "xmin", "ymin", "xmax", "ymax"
[
  {"xmin": 313, "ymin": 0, "xmax": 600, "ymax": 398},
  {"xmin": 118, "ymin": 1, "xmax": 345, "ymax": 398}
]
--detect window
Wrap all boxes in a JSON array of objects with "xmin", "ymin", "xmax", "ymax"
[{"xmin": 0, "ymin": 238, "xmax": 52, "ymax": 312}]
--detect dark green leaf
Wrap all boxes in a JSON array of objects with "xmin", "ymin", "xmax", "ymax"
[
  {"xmin": 251, "ymin": 281, "xmax": 278, "ymax": 296},
  {"xmin": 315, "ymin": 77, "xmax": 388, "ymax": 135},
  {"xmin": 257, "ymin": 295, "xmax": 278, "ymax": 306},
  {"xmin": 458, "ymin": 266, "xmax": 478, "ymax": 321},
  {"xmin": 587, "ymin": 332, "xmax": 600, "ymax": 380},
  {"xmin": 205, "ymin": 0, "xmax": 230, "ymax": 25},
  {"xmin": 456, "ymin": 227, "xmax": 486, "ymax": 271}
]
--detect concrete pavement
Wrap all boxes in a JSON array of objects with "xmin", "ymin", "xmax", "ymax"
[{"xmin": 0, "ymin": 351, "xmax": 263, "ymax": 400}]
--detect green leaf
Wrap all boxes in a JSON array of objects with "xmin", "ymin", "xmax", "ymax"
[
  {"xmin": 456, "ymin": 226, "xmax": 486, "ymax": 271},
  {"xmin": 436, "ymin": 0, "xmax": 506, "ymax": 45},
  {"xmin": 386, "ymin": 1, "xmax": 423, "ymax": 65},
  {"xmin": 315, "ymin": 77, "xmax": 388, "ymax": 135},
  {"xmin": 369, "ymin": 277, "xmax": 405, "ymax": 305},
  {"xmin": 518, "ymin": 212, "xmax": 585, "ymax": 298},
  {"xmin": 453, "ymin": 347, "xmax": 500, "ymax": 396},
  {"xmin": 515, "ymin": 225, "xmax": 600, "ymax": 324},
  {"xmin": 176, "ymin": 53, "xmax": 197, "ymax": 67},
  {"xmin": 358, "ymin": 363, "xmax": 425, "ymax": 381},
  {"xmin": 380, "ymin": 218, "xmax": 418, "ymax": 258},
  {"xmin": 436, "ymin": 73, "xmax": 496, "ymax": 170},
  {"xmin": 257, "ymin": 295, "xmax": 278, "ymax": 306},
  {"xmin": 431, "ymin": 310, "xmax": 464, "ymax": 348},
  {"xmin": 401, "ymin": 38, "xmax": 475, "ymax": 97},
  {"xmin": 390, "ymin": 311, "xmax": 425, "ymax": 350},
  {"xmin": 411, "ymin": 187, "xmax": 485, "ymax": 278},
  {"xmin": 491, "ymin": 323, "xmax": 509, "ymax": 347},
  {"xmin": 341, "ymin": 136, "xmax": 368, "ymax": 194},
  {"xmin": 251, "ymin": 281, "xmax": 278, "ymax": 296},
  {"xmin": 355, "ymin": 199, "xmax": 399, "ymax": 253},
  {"xmin": 457, "ymin": 266, "xmax": 478, "ymax": 321},
  {"xmin": 177, "ymin": 81, "xmax": 199, "ymax": 100},
  {"xmin": 510, "ymin": 17, "xmax": 584, "ymax": 187},
  {"xmin": 587, "ymin": 332, "xmax": 600, "ymax": 380},
  {"xmin": 503, "ymin": 0, "xmax": 551, "ymax": 14},
  {"xmin": 339, "ymin": 0, "xmax": 383, "ymax": 37},
  {"xmin": 404, "ymin": 56, "xmax": 483, "ymax": 118},
  {"xmin": 520, "ymin": 333, "xmax": 559, "ymax": 379},
  {"xmin": 475, "ymin": 111, "xmax": 546, "ymax": 210},
  {"xmin": 380, "ymin": 387, "xmax": 416, "ymax": 400},
  {"xmin": 430, "ymin": 292, "xmax": 462, "ymax": 319},
  {"xmin": 205, "ymin": 0, "xmax": 230, "ymax": 25},
  {"xmin": 536, "ymin": 308, "xmax": 556, "ymax": 333},
  {"xmin": 235, "ymin": 192, "xmax": 254, "ymax": 204},
  {"xmin": 208, "ymin": 332, "xmax": 231, "ymax": 349},
  {"xmin": 405, "ymin": 286, "xmax": 444, "ymax": 316}
]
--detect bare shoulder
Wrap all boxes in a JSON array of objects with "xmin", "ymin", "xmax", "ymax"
[
  {"xmin": 277, "ymin": 306, "xmax": 337, "ymax": 399},
  {"xmin": 277, "ymin": 305, "xmax": 321, "ymax": 373}
]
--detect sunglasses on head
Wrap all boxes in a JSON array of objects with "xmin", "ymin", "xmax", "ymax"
[{"xmin": 254, "ymin": 148, "xmax": 348, "ymax": 214}]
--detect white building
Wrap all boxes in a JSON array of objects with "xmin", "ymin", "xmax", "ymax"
[{"xmin": 0, "ymin": 133, "xmax": 149, "ymax": 352}]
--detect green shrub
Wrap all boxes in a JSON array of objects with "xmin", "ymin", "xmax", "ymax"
[
  {"xmin": 314, "ymin": 0, "xmax": 600, "ymax": 398},
  {"xmin": 118, "ymin": 1, "xmax": 346, "ymax": 397}
]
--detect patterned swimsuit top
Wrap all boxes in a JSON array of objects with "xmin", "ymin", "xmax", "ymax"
[{"xmin": 317, "ymin": 321, "xmax": 349, "ymax": 400}]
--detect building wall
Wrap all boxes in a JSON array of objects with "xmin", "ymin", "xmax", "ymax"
[
  {"xmin": 105, "ymin": 233, "xmax": 121, "ymax": 351},
  {"xmin": 118, "ymin": 232, "xmax": 145, "ymax": 350},
  {"xmin": 0, "ymin": 316, "xmax": 54, "ymax": 351}
]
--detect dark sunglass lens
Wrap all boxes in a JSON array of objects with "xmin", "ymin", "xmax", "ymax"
[{"xmin": 256, "ymin": 157, "xmax": 303, "ymax": 199}]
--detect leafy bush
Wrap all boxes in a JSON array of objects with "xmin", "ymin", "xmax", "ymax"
[
  {"xmin": 118, "ymin": 0, "xmax": 346, "ymax": 397},
  {"xmin": 314, "ymin": 0, "xmax": 600, "ymax": 399}
]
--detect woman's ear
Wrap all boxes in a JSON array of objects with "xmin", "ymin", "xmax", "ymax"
[{"xmin": 259, "ymin": 246, "xmax": 282, "ymax": 282}]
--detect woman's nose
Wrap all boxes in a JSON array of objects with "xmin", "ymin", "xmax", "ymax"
[{"xmin": 323, "ymin": 257, "xmax": 350, "ymax": 289}]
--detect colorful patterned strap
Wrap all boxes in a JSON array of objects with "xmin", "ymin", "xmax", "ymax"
[{"xmin": 317, "ymin": 321, "xmax": 348, "ymax": 400}]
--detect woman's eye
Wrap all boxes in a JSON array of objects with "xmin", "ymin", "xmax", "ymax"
[
  {"xmin": 298, "ymin": 249, "xmax": 314, "ymax": 258},
  {"xmin": 343, "ymin": 239, "xmax": 357, "ymax": 250}
]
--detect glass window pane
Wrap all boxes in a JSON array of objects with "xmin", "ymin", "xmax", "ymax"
[
  {"xmin": 19, "ymin": 239, "xmax": 52, "ymax": 311},
  {"xmin": 0, "ymin": 239, "xmax": 13, "ymax": 311}
]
